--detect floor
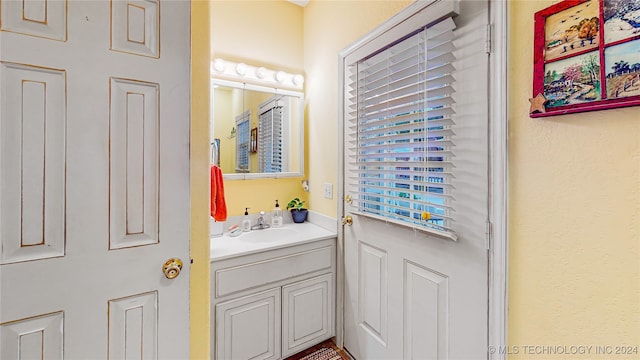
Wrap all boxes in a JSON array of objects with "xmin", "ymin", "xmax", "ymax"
[{"xmin": 284, "ymin": 339, "xmax": 352, "ymax": 360}]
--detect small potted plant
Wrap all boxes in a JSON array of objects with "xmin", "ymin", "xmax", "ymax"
[{"xmin": 286, "ymin": 197, "xmax": 308, "ymax": 223}]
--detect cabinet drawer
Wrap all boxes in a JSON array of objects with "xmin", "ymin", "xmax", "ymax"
[{"xmin": 215, "ymin": 245, "xmax": 333, "ymax": 298}]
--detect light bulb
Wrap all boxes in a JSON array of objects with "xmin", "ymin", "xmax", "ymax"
[
  {"xmin": 236, "ymin": 63, "xmax": 247, "ymax": 76},
  {"xmin": 256, "ymin": 67, "xmax": 266, "ymax": 79},
  {"xmin": 213, "ymin": 59, "xmax": 225, "ymax": 72}
]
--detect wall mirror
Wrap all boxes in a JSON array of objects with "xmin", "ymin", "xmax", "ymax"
[{"xmin": 211, "ymin": 78, "xmax": 304, "ymax": 180}]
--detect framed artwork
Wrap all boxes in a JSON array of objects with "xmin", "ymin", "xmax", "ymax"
[
  {"xmin": 532, "ymin": 0, "xmax": 640, "ymax": 117},
  {"xmin": 250, "ymin": 127, "xmax": 258, "ymax": 153}
]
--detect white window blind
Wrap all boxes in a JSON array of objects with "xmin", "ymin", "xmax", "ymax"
[
  {"xmin": 258, "ymin": 96, "xmax": 286, "ymax": 173},
  {"xmin": 346, "ymin": 17, "xmax": 457, "ymax": 237},
  {"xmin": 235, "ymin": 110, "xmax": 250, "ymax": 173}
]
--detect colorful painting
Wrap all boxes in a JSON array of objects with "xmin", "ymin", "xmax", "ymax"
[
  {"xmin": 533, "ymin": 0, "xmax": 640, "ymax": 117},
  {"xmin": 605, "ymin": 40, "xmax": 640, "ymax": 98},
  {"xmin": 604, "ymin": 0, "xmax": 640, "ymax": 44},
  {"xmin": 544, "ymin": 51, "xmax": 602, "ymax": 107},
  {"xmin": 544, "ymin": 0, "xmax": 600, "ymax": 61}
]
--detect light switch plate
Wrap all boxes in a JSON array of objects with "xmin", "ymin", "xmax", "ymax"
[{"xmin": 323, "ymin": 183, "xmax": 333, "ymax": 199}]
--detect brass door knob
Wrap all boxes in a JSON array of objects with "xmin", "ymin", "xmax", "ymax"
[
  {"xmin": 342, "ymin": 215, "xmax": 353, "ymax": 226},
  {"xmin": 163, "ymin": 258, "xmax": 183, "ymax": 279}
]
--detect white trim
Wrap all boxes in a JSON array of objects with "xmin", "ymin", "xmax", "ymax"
[
  {"xmin": 336, "ymin": 59, "xmax": 346, "ymax": 349},
  {"xmin": 336, "ymin": 0, "xmax": 509, "ymax": 353},
  {"xmin": 341, "ymin": 0, "xmax": 459, "ymax": 64},
  {"xmin": 488, "ymin": 0, "xmax": 509, "ymax": 358}
]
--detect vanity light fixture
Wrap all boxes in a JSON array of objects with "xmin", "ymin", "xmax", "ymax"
[{"xmin": 211, "ymin": 58, "xmax": 304, "ymax": 90}]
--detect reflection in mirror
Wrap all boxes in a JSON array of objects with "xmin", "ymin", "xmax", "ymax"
[{"xmin": 211, "ymin": 79, "xmax": 303, "ymax": 179}]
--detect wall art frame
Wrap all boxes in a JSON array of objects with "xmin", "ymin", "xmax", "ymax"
[
  {"xmin": 250, "ymin": 127, "xmax": 258, "ymax": 153},
  {"xmin": 531, "ymin": 0, "xmax": 640, "ymax": 117}
]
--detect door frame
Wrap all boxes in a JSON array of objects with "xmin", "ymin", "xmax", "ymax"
[{"xmin": 335, "ymin": 0, "xmax": 509, "ymax": 357}]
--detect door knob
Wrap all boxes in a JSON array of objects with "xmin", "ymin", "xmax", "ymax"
[
  {"xmin": 342, "ymin": 215, "xmax": 353, "ymax": 226},
  {"xmin": 162, "ymin": 258, "xmax": 183, "ymax": 279}
]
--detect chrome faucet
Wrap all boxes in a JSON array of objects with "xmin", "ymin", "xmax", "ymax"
[{"xmin": 251, "ymin": 211, "xmax": 271, "ymax": 230}]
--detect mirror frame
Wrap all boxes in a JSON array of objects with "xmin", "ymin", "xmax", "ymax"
[{"xmin": 211, "ymin": 78, "xmax": 305, "ymax": 180}]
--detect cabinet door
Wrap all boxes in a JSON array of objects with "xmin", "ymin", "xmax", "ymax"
[
  {"xmin": 282, "ymin": 274, "xmax": 334, "ymax": 357},
  {"xmin": 216, "ymin": 288, "xmax": 281, "ymax": 360}
]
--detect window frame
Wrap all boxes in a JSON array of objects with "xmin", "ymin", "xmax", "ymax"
[
  {"xmin": 235, "ymin": 110, "xmax": 251, "ymax": 173},
  {"xmin": 339, "ymin": 0, "xmax": 461, "ymax": 241}
]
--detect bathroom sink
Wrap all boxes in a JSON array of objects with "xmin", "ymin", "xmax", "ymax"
[
  {"xmin": 211, "ymin": 222, "xmax": 337, "ymax": 261},
  {"xmin": 238, "ymin": 227, "xmax": 297, "ymax": 243}
]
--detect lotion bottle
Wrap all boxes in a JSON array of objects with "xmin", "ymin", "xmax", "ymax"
[
  {"xmin": 241, "ymin": 208, "xmax": 251, "ymax": 232},
  {"xmin": 272, "ymin": 200, "xmax": 283, "ymax": 228}
]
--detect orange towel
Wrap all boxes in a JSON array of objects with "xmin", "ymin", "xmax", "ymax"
[{"xmin": 210, "ymin": 164, "xmax": 227, "ymax": 221}]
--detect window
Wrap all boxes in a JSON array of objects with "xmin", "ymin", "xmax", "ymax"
[
  {"xmin": 258, "ymin": 95, "xmax": 289, "ymax": 173},
  {"xmin": 235, "ymin": 110, "xmax": 250, "ymax": 173},
  {"xmin": 345, "ymin": 17, "xmax": 458, "ymax": 236}
]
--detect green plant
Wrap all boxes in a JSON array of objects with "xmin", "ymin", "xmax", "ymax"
[{"xmin": 286, "ymin": 197, "xmax": 306, "ymax": 211}]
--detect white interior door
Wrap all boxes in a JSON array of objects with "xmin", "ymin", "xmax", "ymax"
[
  {"xmin": 341, "ymin": 1, "xmax": 490, "ymax": 358},
  {"xmin": 0, "ymin": 0, "xmax": 191, "ymax": 358}
]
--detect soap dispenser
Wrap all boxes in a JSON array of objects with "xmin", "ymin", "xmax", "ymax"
[
  {"xmin": 241, "ymin": 208, "xmax": 251, "ymax": 232},
  {"xmin": 272, "ymin": 200, "xmax": 283, "ymax": 228}
]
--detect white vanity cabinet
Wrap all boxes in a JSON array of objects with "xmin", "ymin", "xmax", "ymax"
[
  {"xmin": 216, "ymin": 288, "xmax": 282, "ymax": 360},
  {"xmin": 282, "ymin": 273, "xmax": 333, "ymax": 357},
  {"xmin": 211, "ymin": 237, "xmax": 336, "ymax": 360}
]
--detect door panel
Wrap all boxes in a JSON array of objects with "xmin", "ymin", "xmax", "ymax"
[
  {"xmin": 404, "ymin": 261, "xmax": 449, "ymax": 359},
  {"xmin": 342, "ymin": 1, "xmax": 489, "ymax": 358},
  {"xmin": 110, "ymin": 0, "xmax": 159, "ymax": 58},
  {"xmin": 109, "ymin": 77, "xmax": 160, "ymax": 249},
  {"xmin": 0, "ymin": 0, "xmax": 66, "ymax": 41},
  {"xmin": 358, "ymin": 242, "xmax": 387, "ymax": 348},
  {"xmin": 0, "ymin": 1, "xmax": 190, "ymax": 358},
  {"xmin": 0, "ymin": 312, "xmax": 64, "ymax": 359},
  {"xmin": 108, "ymin": 292, "xmax": 158, "ymax": 359},
  {"xmin": 0, "ymin": 62, "xmax": 66, "ymax": 264}
]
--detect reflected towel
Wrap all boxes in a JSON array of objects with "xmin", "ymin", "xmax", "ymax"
[{"xmin": 210, "ymin": 164, "xmax": 227, "ymax": 221}]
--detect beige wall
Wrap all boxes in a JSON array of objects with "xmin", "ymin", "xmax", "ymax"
[
  {"xmin": 509, "ymin": 1, "xmax": 640, "ymax": 356},
  {"xmin": 211, "ymin": 0, "xmax": 308, "ymax": 216},
  {"xmin": 303, "ymin": 0, "xmax": 413, "ymax": 217}
]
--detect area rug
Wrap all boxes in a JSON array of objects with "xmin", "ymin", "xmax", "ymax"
[{"xmin": 298, "ymin": 347, "xmax": 342, "ymax": 360}]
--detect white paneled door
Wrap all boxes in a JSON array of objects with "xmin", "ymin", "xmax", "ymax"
[
  {"xmin": 0, "ymin": 1, "xmax": 191, "ymax": 358},
  {"xmin": 342, "ymin": 1, "xmax": 490, "ymax": 359}
]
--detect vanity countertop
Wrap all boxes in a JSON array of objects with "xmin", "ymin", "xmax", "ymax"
[{"xmin": 210, "ymin": 222, "xmax": 337, "ymax": 262}]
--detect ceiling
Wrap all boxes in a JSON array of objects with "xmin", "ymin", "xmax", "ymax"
[{"xmin": 288, "ymin": 0, "xmax": 309, "ymax": 7}]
